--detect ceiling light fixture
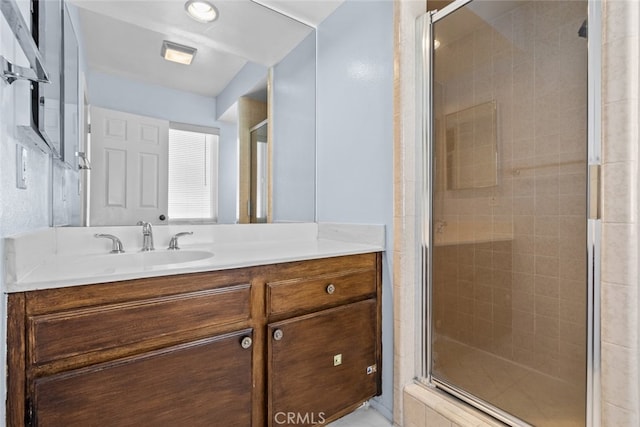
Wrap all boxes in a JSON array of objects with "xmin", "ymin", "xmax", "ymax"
[
  {"xmin": 185, "ymin": 0, "xmax": 218, "ymax": 23},
  {"xmin": 161, "ymin": 41, "xmax": 197, "ymax": 65}
]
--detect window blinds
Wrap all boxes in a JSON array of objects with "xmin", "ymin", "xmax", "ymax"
[{"xmin": 168, "ymin": 128, "xmax": 218, "ymax": 220}]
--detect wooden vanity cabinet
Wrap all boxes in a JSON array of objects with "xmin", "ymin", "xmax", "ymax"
[{"xmin": 7, "ymin": 253, "xmax": 382, "ymax": 427}]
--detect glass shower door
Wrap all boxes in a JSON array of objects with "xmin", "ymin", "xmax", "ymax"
[{"xmin": 427, "ymin": 1, "xmax": 588, "ymax": 426}]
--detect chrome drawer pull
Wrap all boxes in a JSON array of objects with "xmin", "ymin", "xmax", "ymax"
[{"xmin": 326, "ymin": 284, "xmax": 336, "ymax": 294}]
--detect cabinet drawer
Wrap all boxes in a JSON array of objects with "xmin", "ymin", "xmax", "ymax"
[
  {"xmin": 267, "ymin": 269, "xmax": 376, "ymax": 317},
  {"xmin": 29, "ymin": 283, "xmax": 250, "ymax": 365}
]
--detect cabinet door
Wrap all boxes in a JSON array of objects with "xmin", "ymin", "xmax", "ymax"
[
  {"xmin": 268, "ymin": 299, "xmax": 379, "ymax": 427},
  {"xmin": 33, "ymin": 329, "xmax": 253, "ymax": 427}
]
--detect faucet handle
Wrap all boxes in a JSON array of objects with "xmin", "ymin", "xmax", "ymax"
[
  {"xmin": 137, "ymin": 221, "xmax": 155, "ymax": 236},
  {"xmin": 168, "ymin": 232, "xmax": 193, "ymax": 250},
  {"xmin": 95, "ymin": 234, "xmax": 125, "ymax": 254}
]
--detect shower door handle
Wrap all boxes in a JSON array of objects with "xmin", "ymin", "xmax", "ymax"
[{"xmin": 588, "ymin": 165, "xmax": 601, "ymax": 220}]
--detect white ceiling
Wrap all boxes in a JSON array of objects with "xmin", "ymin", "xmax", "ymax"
[
  {"xmin": 71, "ymin": 0, "xmax": 343, "ymax": 97},
  {"xmin": 252, "ymin": 0, "xmax": 343, "ymax": 27}
]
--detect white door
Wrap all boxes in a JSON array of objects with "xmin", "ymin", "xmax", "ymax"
[{"xmin": 89, "ymin": 106, "xmax": 169, "ymax": 226}]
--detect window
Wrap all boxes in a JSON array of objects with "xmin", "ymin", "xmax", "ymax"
[{"xmin": 168, "ymin": 125, "xmax": 219, "ymax": 221}]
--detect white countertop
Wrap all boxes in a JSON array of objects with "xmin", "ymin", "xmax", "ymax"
[{"xmin": 4, "ymin": 223, "xmax": 385, "ymax": 293}]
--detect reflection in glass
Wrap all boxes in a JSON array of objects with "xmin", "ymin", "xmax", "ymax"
[{"xmin": 444, "ymin": 101, "xmax": 497, "ymax": 190}]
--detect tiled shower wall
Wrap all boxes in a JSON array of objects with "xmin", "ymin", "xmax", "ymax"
[
  {"xmin": 600, "ymin": 0, "xmax": 640, "ymax": 424},
  {"xmin": 431, "ymin": 0, "xmax": 587, "ymax": 384}
]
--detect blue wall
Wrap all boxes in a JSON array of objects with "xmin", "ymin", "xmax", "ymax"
[
  {"xmin": 87, "ymin": 70, "xmax": 219, "ymax": 127},
  {"xmin": 272, "ymin": 31, "xmax": 316, "ymax": 222},
  {"xmin": 217, "ymin": 121, "xmax": 239, "ymax": 223},
  {"xmin": 216, "ymin": 62, "xmax": 267, "ymax": 120},
  {"xmin": 316, "ymin": 0, "xmax": 394, "ymax": 417}
]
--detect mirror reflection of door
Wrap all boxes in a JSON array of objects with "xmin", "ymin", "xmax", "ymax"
[
  {"xmin": 88, "ymin": 106, "xmax": 169, "ymax": 226},
  {"xmin": 250, "ymin": 120, "xmax": 268, "ymax": 223},
  {"xmin": 238, "ymin": 96, "xmax": 267, "ymax": 224}
]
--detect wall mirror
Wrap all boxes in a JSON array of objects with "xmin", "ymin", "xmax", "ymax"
[
  {"xmin": 51, "ymin": 0, "xmax": 336, "ymax": 226},
  {"xmin": 444, "ymin": 100, "xmax": 497, "ymax": 190}
]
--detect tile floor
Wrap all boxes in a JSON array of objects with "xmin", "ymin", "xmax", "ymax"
[
  {"xmin": 433, "ymin": 337, "xmax": 585, "ymax": 427},
  {"xmin": 327, "ymin": 406, "xmax": 392, "ymax": 427}
]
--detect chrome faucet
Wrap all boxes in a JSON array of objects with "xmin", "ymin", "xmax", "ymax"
[
  {"xmin": 168, "ymin": 232, "xmax": 193, "ymax": 250},
  {"xmin": 137, "ymin": 221, "xmax": 155, "ymax": 251},
  {"xmin": 94, "ymin": 234, "xmax": 125, "ymax": 253}
]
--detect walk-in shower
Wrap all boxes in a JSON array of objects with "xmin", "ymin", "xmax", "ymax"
[{"xmin": 419, "ymin": 1, "xmax": 598, "ymax": 426}]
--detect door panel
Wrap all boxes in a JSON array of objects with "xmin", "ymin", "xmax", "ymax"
[
  {"xmin": 268, "ymin": 300, "xmax": 378, "ymax": 427},
  {"xmin": 89, "ymin": 106, "xmax": 168, "ymax": 225},
  {"xmin": 428, "ymin": 1, "xmax": 588, "ymax": 426},
  {"xmin": 33, "ymin": 330, "xmax": 253, "ymax": 427}
]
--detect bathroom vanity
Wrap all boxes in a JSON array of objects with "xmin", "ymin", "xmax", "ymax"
[{"xmin": 4, "ymin": 224, "xmax": 383, "ymax": 427}]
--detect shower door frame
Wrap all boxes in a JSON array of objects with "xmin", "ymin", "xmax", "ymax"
[{"xmin": 416, "ymin": 1, "xmax": 602, "ymax": 426}]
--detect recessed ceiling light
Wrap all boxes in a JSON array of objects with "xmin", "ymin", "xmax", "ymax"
[
  {"xmin": 185, "ymin": 0, "xmax": 218, "ymax": 23},
  {"xmin": 161, "ymin": 41, "xmax": 197, "ymax": 65}
]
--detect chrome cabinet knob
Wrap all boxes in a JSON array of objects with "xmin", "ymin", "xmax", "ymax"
[
  {"xmin": 326, "ymin": 284, "xmax": 336, "ymax": 294},
  {"xmin": 240, "ymin": 336, "xmax": 252, "ymax": 349},
  {"xmin": 273, "ymin": 329, "xmax": 284, "ymax": 341}
]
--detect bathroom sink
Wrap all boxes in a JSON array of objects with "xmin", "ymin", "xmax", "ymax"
[
  {"xmin": 137, "ymin": 250, "xmax": 215, "ymax": 266},
  {"xmin": 48, "ymin": 250, "xmax": 216, "ymax": 279},
  {"xmin": 94, "ymin": 250, "xmax": 214, "ymax": 268}
]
